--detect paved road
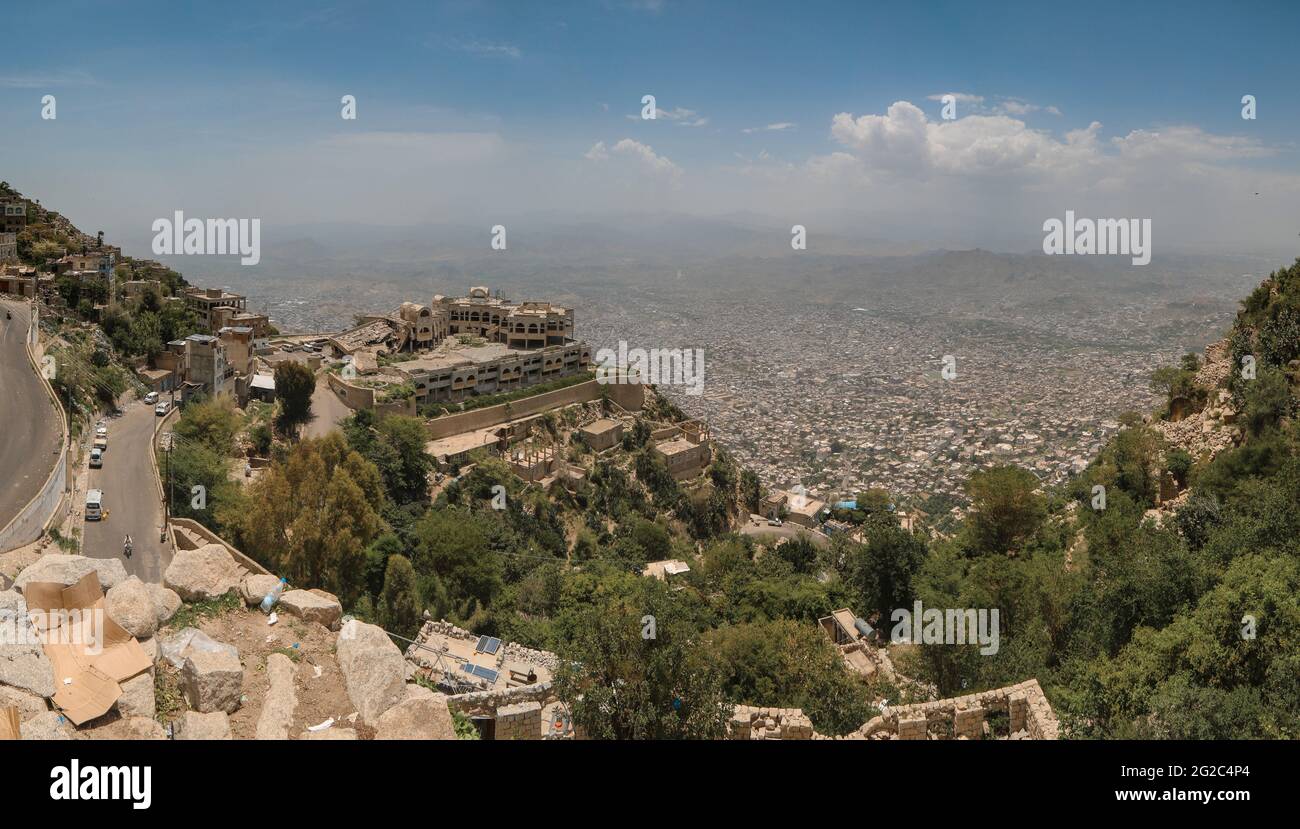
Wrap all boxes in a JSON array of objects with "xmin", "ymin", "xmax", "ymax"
[
  {"xmin": 81, "ymin": 401, "xmax": 171, "ymax": 583},
  {"xmin": 303, "ymin": 371, "xmax": 352, "ymax": 440},
  {"xmin": 0, "ymin": 298, "xmax": 61, "ymax": 533}
]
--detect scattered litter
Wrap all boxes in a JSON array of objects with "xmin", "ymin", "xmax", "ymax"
[
  {"xmin": 345, "ymin": 712, "xmax": 358, "ymax": 724},
  {"xmin": 62, "ymin": 677, "xmax": 72, "ymax": 685},
  {"xmin": 307, "ymin": 718, "xmax": 334, "ymax": 732},
  {"xmin": 160, "ymin": 628, "xmax": 239, "ymax": 669},
  {"xmin": 313, "ymin": 666, "xmax": 322, "ymax": 679},
  {"xmin": 292, "ymin": 643, "xmax": 299, "ymax": 649},
  {"xmin": 267, "ymin": 612, "xmax": 278, "ymax": 626}
]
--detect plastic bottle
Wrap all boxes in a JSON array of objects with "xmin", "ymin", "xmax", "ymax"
[{"xmin": 260, "ymin": 578, "xmax": 287, "ymax": 614}]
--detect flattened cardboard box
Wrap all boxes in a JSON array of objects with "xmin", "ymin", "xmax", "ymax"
[
  {"xmin": 24, "ymin": 572, "xmax": 152, "ymax": 725},
  {"xmin": 0, "ymin": 706, "xmax": 19, "ymax": 740}
]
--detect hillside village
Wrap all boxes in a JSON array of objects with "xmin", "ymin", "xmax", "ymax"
[{"xmin": 3, "ymin": 184, "xmax": 1299, "ymax": 741}]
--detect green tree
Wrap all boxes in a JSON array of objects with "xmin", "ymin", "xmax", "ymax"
[
  {"xmin": 273, "ymin": 360, "xmax": 316, "ymax": 436},
  {"xmin": 963, "ymin": 465, "xmax": 1046, "ymax": 555},
  {"xmin": 378, "ymin": 554, "xmax": 423, "ymax": 640},
  {"xmin": 554, "ymin": 584, "xmax": 733, "ymax": 739}
]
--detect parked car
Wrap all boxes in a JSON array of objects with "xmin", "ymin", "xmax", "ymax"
[
  {"xmin": 89, "ymin": 448, "xmax": 103, "ymax": 468},
  {"xmin": 144, "ymin": 391, "xmax": 159, "ymax": 404},
  {"xmin": 85, "ymin": 489, "xmax": 104, "ymax": 521},
  {"xmin": 93, "ymin": 436, "xmax": 108, "ymax": 454},
  {"xmin": 155, "ymin": 401, "xmax": 171, "ymax": 416},
  {"xmin": 95, "ymin": 421, "xmax": 108, "ymax": 438}
]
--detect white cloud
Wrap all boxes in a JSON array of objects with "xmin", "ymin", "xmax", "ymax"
[
  {"xmin": 627, "ymin": 106, "xmax": 709, "ymax": 127},
  {"xmin": 926, "ymin": 92, "xmax": 984, "ymax": 105},
  {"xmin": 449, "ymin": 39, "xmax": 521, "ymax": 59},
  {"xmin": 742, "ymin": 122, "xmax": 796, "ymax": 134},
  {"xmin": 586, "ymin": 138, "xmax": 681, "ymax": 178}
]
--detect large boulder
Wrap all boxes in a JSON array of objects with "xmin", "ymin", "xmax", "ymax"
[
  {"xmin": 0, "ymin": 591, "xmax": 55, "ymax": 698},
  {"xmin": 105, "ymin": 576, "xmax": 158, "ymax": 638},
  {"xmin": 255, "ymin": 653, "xmax": 297, "ymax": 740},
  {"xmin": 176, "ymin": 710, "xmax": 231, "ymax": 740},
  {"xmin": 280, "ymin": 589, "xmax": 342, "ymax": 630},
  {"xmin": 240, "ymin": 574, "xmax": 281, "ymax": 607},
  {"xmin": 21, "ymin": 711, "xmax": 74, "ymax": 740},
  {"xmin": 0, "ymin": 547, "xmax": 41, "ymax": 585},
  {"xmin": 14, "ymin": 554, "xmax": 126, "ymax": 593},
  {"xmin": 145, "ymin": 584, "xmax": 182, "ymax": 625},
  {"xmin": 137, "ymin": 636, "xmax": 160, "ymax": 665},
  {"xmin": 375, "ymin": 684, "xmax": 457, "ymax": 740},
  {"xmin": 158, "ymin": 627, "xmax": 238, "ymax": 670},
  {"xmin": 118, "ymin": 717, "xmax": 167, "ymax": 740},
  {"xmin": 181, "ymin": 648, "xmax": 243, "ymax": 714},
  {"xmin": 114, "ymin": 672, "xmax": 155, "ymax": 719},
  {"xmin": 0, "ymin": 684, "xmax": 49, "ymax": 721},
  {"xmin": 336, "ymin": 619, "xmax": 406, "ymax": 725},
  {"xmin": 163, "ymin": 544, "xmax": 242, "ymax": 602}
]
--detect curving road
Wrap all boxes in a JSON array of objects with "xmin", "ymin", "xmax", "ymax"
[
  {"xmin": 81, "ymin": 400, "xmax": 171, "ymax": 583},
  {"xmin": 0, "ymin": 298, "xmax": 62, "ymax": 536}
]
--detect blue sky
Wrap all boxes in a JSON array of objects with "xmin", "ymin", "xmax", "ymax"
[{"xmin": 3, "ymin": 0, "xmax": 1299, "ymax": 253}]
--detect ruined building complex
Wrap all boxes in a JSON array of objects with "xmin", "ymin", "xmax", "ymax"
[{"xmin": 330, "ymin": 287, "xmax": 591, "ymax": 406}]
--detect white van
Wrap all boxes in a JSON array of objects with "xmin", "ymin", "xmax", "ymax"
[
  {"xmin": 85, "ymin": 489, "xmax": 104, "ymax": 521},
  {"xmin": 144, "ymin": 391, "xmax": 159, "ymax": 404},
  {"xmin": 155, "ymin": 401, "xmax": 171, "ymax": 416},
  {"xmin": 89, "ymin": 448, "xmax": 103, "ymax": 468}
]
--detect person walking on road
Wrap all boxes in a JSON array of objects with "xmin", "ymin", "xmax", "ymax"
[{"xmin": 123, "ymin": 534, "xmax": 133, "ymax": 558}]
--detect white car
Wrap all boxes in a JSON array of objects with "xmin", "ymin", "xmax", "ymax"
[
  {"xmin": 144, "ymin": 391, "xmax": 159, "ymax": 404},
  {"xmin": 155, "ymin": 401, "xmax": 171, "ymax": 416}
]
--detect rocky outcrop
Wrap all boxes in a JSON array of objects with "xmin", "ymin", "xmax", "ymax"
[
  {"xmin": 14, "ymin": 554, "xmax": 126, "ymax": 593},
  {"xmin": 182, "ymin": 648, "xmax": 243, "ymax": 714},
  {"xmin": 280, "ymin": 589, "xmax": 343, "ymax": 630},
  {"xmin": 255, "ymin": 653, "xmax": 297, "ymax": 740},
  {"xmin": 21, "ymin": 711, "xmax": 74, "ymax": 740},
  {"xmin": 146, "ymin": 584, "xmax": 182, "ymax": 626},
  {"xmin": 0, "ymin": 590, "xmax": 54, "ymax": 698},
  {"xmin": 177, "ymin": 710, "xmax": 232, "ymax": 740},
  {"xmin": 336, "ymin": 619, "xmax": 406, "ymax": 725},
  {"xmin": 375, "ymin": 684, "xmax": 457, "ymax": 740},
  {"xmin": 163, "ymin": 544, "xmax": 243, "ymax": 602},
  {"xmin": 0, "ymin": 684, "xmax": 49, "ymax": 721},
  {"xmin": 114, "ymin": 672, "xmax": 155, "ymax": 719},
  {"xmin": 240, "ymin": 574, "xmax": 281, "ymax": 607},
  {"xmin": 106, "ymin": 576, "xmax": 158, "ymax": 639}
]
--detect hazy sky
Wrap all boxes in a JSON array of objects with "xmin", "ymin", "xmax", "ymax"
[{"xmin": 3, "ymin": 0, "xmax": 1299, "ymax": 256}]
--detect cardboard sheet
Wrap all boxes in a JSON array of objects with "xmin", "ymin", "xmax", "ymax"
[
  {"xmin": 0, "ymin": 706, "xmax": 19, "ymax": 740},
  {"xmin": 25, "ymin": 572, "xmax": 152, "ymax": 725}
]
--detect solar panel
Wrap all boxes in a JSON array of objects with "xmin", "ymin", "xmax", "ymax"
[
  {"xmin": 458, "ymin": 662, "xmax": 500, "ymax": 684},
  {"xmin": 476, "ymin": 635, "xmax": 502, "ymax": 655}
]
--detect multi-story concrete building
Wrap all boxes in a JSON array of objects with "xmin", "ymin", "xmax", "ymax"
[
  {"xmin": 54, "ymin": 250, "xmax": 116, "ymax": 279},
  {"xmin": 332, "ymin": 286, "xmax": 592, "ymax": 407},
  {"xmin": 184, "ymin": 286, "xmax": 247, "ymax": 331},
  {"xmin": 0, "ymin": 198, "xmax": 26, "ymax": 235},
  {"xmin": 157, "ymin": 334, "xmax": 232, "ymax": 400},
  {"xmin": 0, "ymin": 232, "xmax": 16, "ymax": 263},
  {"xmin": 396, "ymin": 340, "xmax": 592, "ymax": 405},
  {"xmin": 440, "ymin": 286, "xmax": 574, "ymax": 349}
]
